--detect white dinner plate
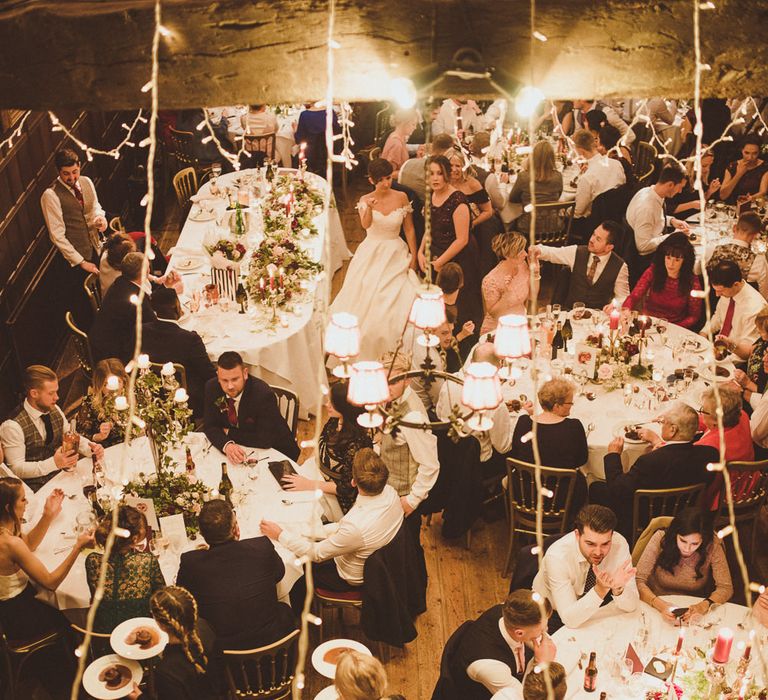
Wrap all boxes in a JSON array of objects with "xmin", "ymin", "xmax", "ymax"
[
  {"xmin": 82, "ymin": 654, "xmax": 143, "ymax": 699},
  {"xmin": 613, "ymin": 420, "xmax": 651, "ymax": 444},
  {"xmin": 175, "ymin": 257, "xmax": 204, "ymax": 271},
  {"xmin": 311, "ymin": 639, "xmax": 371, "ymax": 679},
  {"xmin": 110, "ymin": 617, "xmax": 168, "ymax": 660},
  {"xmin": 188, "ymin": 209, "xmax": 217, "ymax": 222},
  {"xmin": 665, "ymin": 337, "xmax": 706, "ymax": 354},
  {"xmin": 314, "ymin": 686, "xmax": 340, "ymax": 700}
]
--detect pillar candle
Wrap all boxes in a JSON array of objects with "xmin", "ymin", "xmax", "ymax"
[
  {"xmin": 609, "ymin": 307, "xmax": 620, "ymax": 331},
  {"xmin": 675, "ymin": 626, "xmax": 685, "ymax": 654},
  {"xmin": 713, "ymin": 627, "xmax": 734, "ymax": 664}
]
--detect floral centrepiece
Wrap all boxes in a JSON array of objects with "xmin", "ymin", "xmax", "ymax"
[
  {"xmin": 205, "ymin": 238, "xmax": 247, "ymax": 265},
  {"xmin": 262, "ymin": 174, "xmax": 324, "ymax": 239}
]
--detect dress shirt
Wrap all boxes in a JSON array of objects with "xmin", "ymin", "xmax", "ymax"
[
  {"xmin": 40, "ymin": 176, "xmax": 105, "ymax": 266},
  {"xmin": 749, "ymin": 391, "xmax": 768, "ymax": 448},
  {"xmin": 380, "ymin": 387, "xmax": 440, "ymax": 509},
  {"xmin": 0, "ymin": 400, "xmax": 89, "ymax": 479},
  {"xmin": 696, "ymin": 238, "xmax": 768, "ymax": 299},
  {"xmin": 532, "ymin": 530, "xmax": 639, "ymax": 628},
  {"xmin": 574, "ymin": 153, "xmax": 626, "ymax": 218},
  {"xmin": 701, "ymin": 282, "xmax": 765, "ymax": 345},
  {"xmin": 436, "ymin": 374, "xmax": 512, "ymax": 461},
  {"xmin": 638, "ymin": 98, "xmax": 677, "ymax": 128},
  {"xmin": 535, "ymin": 244, "xmax": 630, "ymax": 303},
  {"xmin": 483, "ymin": 99, "xmax": 508, "ymax": 131},
  {"xmin": 466, "ymin": 618, "xmax": 532, "ymax": 695},
  {"xmin": 221, "ymin": 390, "xmax": 244, "ymax": 451},
  {"xmin": 277, "ymin": 484, "xmax": 403, "ymax": 585},
  {"xmin": 626, "ymin": 186, "xmax": 668, "ymax": 255},
  {"xmin": 432, "ymin": 99, "xmax": 485, "ymax": 136},
  {"xmin": 484, "ymin": 173, "xmax": 519, "ymax": 226}
]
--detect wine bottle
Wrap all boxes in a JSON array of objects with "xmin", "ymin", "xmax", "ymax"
[
  {"xmin": 584, "ymin": 652, "xmax": 598, "ymax": 692},
  {"xmin": 599, "ymin": 693, "xmax": 607, "ymax": 700},
  {"xmin": 218, "ymin": 462, "xmax": 233, "ymax": 504},
  {"xmin": 185, "ymin": 447, "xmax": 196, "ymax": 474},
  {"xmin": 562, "ymin": 317, "xmax": 573, "ymax": 344},
  {"xmin": 265, "ymin": 159, "xmax": 275, "ymax": 182},
  {"xmin": 236, "ymin": 283, "xmax": 248, "ymax": 313},
  {"xmin": 551, "ymin": 322, "xmax": 564, "ymax": 361}
]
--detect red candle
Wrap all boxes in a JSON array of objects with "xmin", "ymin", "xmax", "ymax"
[
  {"xmin": 713, "ymin": 627, "xmax": 734, "ymax": 664},
  {"xmin": 675, "ymin": 626, "xmax": 685, "ymax": 654},
  {"xmin": 744, "ymin": 630, "xmax": 754, "ymax": 660},
  {"xmin": 610, "ymin": 308, "xmax": 620, "ymax": 331}
]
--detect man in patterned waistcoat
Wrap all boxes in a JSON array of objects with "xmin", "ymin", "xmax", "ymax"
[{"xmin": 0, "ymin": 365, "xmax": 103, "ymax": 491}]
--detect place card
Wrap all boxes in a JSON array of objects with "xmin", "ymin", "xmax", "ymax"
[
  {"xmin": 124, "ymin": 496, "xmax": 159, "ymax": 531},
  {"xmin": 159, "ymin": 513, "xmax": 188, "ymax": 548},
  {"xmin": 575, "ymin": 342, "xmax": 598, "ymax": 377}
]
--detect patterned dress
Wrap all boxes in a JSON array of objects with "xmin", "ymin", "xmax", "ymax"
[
  {"xmin": 480, "ymin": 263, "xmax": 531, "ymax": 335},
  {"xmin": 318, "ymin": 418, "xmax": 373, "ymax": 514}
]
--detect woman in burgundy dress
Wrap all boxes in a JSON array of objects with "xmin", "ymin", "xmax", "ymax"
[
  {"xmin": 418, "ymin": 155, "xmax": 482, "ymax": 328},
  {"xmin": 623, "ymin": 232, "xmax": 702, "ymax": 330}
]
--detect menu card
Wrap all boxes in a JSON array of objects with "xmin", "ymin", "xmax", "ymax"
[
  {"xmin": 124, "ymin": 496, "xmax": 159, "ymax": 530},
  {"xmin": 159, "ymin": 513, "xmax": 188, "ymax": 548}
]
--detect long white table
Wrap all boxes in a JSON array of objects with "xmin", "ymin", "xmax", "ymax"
[{"xmin": 28, "ymin": 434, "xmax": 324, "ymax": 610}]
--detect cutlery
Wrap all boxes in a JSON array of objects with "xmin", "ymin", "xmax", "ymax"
[
  {"xmin": 586, "ymin": 422, "xmax": 596, "ymax": 438},
  {"xmin": 281, "ymin": 499, "xmax": 295, "ymax": 505}
]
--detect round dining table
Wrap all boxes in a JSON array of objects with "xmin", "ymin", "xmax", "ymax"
[{"xmin": 27, "ymin": 433, "xmax": 325, "ymax": 611}]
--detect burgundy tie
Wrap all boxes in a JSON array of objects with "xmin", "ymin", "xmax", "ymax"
[
  {"xmin": 586, "ymin": 255, "xmax": 600, "ymax": 285},
  {"xmin": 73, "ymin": 182, "xmax": 85, "ymax": 209},
  {"xmin": 226, "ymin": 397, "xmax": 238, "ymax": 427},
  {"xmin": 720, "ymin": 298, "xmax": 736, "ymax": 338},
  {"xmin": 514, "ymin": 644, "xmax": 526, "ymax": 674}
]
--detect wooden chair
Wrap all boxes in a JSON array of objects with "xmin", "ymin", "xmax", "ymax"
[
  {"xmin": 631, "ymin": 516, "xmax": 673, "ymax": 566},
  {"xmin": 149, "ymin": 361, "xmax": 188, "ymax": 391},
  {"xmin": 83, "ymin": 272, "xmax": 102, "ymax": 315},
  {"xmin": 313, "ymin": 588, "xmax": 363, "ymax": 641},
  {"xmin": 269, "ymin": 385, "xmax": 299, "ymax": 437},
  {"xmin": 0, "ymin": 619, "xmax": 65, "ymax": 700},
  {"xmin": 222, "ymin": 629, "xmax": 299, "ymax": 700},
  {"xmin": 172, "ymin": 167, "xmax": 198, "ymax": 212},
  {"xmin": 243, "ymin": 132, "xmax": 277, "ymax": 164},
  {"xmin": 715, "ymin": 459, "xmax": 768, "ymax": 567},
  {"xmin": 65, "ymin": 311, "xmax": 93, "ymax": 378},
  {"xmin": 633, "ymin": 141, "xmax": 657, "ymax": 183},
  {"xmin": 168, "ymin": 127, "xmax": 202, "ymax": 172},
  {"xmin": 69, "ymin": 623, "xmax": 112, "ymax": 663},
  {"xmin": 631, "ymin": 482, "xmax": 705, "ymax": 546},
  {"xmin": 503, "ymin": 458, "xmax": 578, "ymax": 577},
  {"xmin": 530, "ymin": 200, "xmax": 576, "ymax": 247}
]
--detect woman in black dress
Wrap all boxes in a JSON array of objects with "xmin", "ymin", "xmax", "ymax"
[{"xmin": 418, "ymin": 154, "xmax": 483, "ymax": 330}]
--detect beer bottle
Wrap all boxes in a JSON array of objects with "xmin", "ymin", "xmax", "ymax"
[
  {"xmin": 218, "ymin": 461, "xmax": 234, "ymax": 504},
  {"xmin": 584, "ymin": 651, "xmax": 598, "ymax": 692},
  {"xmin": 185, "ymin": 447, "xmax": 196, "ymax": 474}
]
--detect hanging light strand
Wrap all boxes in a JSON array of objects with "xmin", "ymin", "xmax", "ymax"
[{"xmin": 48, "ymin": 108, "xmax": 146, "ymax": 162}]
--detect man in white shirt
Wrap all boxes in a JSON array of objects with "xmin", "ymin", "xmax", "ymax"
[
  {"xmin": 446, "ymin": 589, "xmax": 557, "ymax": 699},
  {"xmin": 0, "ymin": 365, "xmax": 103, "ymax": 491},
  {"xmin": 532, "ymin": 505, "xmax": 639, "ymax": 630},
  {"xmin": 432, "ymin": 97, "xmax": 485, "ymax": 137},
  {"xmin": 701, "ymin": 259, "xmax": 766, "ymax": 352},
  {"xmin": 573, "ymin": 99, "xmax": 636, "ymax": 145},
  {"xmin": 260, "ymin": 448, "xmax": 403, "ymax": 590},
  {"xmin": 626, "ymin": 165, "xmax": 689, "ymax": 260},
  {"xmin": 572, "ymin": 130, "xmax": 626, "ymax": 219},
  {"xmin": 529, "ymin": 220, "xmax": 629, "ymax": 309}
]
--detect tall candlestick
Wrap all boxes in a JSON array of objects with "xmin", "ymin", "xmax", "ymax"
[
  {"xmin": 713, "ymin": 627, "xmax": 734, "ymax": 664},
  {"xmin": 675, "ymin": 626, "xmax": 685, "ymax": 655},
  {"xmin": 744, "ymin": 630, "xmax": 755, "ymax": 660}
]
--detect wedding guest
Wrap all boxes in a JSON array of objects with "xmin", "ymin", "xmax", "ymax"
[
  {"xmin": 176, "ymin": 499, "xmax": 295, "ymax": 650},
  {"xmin": 398, "ymin": 133, "xmax": 454, "ymax": 202},
  {"xmin": 281, "ymin": 380, "xmax": 371, "ymax": 514},
  {"xmin": 142, "ymin": 287, "xmax": 215, "ymax": 419},
  {"xmin": 99, "ymin": 232, "xmax": 137, "ymax": 296},
  {"xmin": 622, "ymin": 232, "xmax": 703, "ymax": 329},
  {"xmin": 294, "ymin": 102, "xmax": 340, "ymax": 175},
  {"xmin": 719, "ymin": 134, "xmax": 768, "ymax": 206},
  {"xmin": 176, "ymin": 109, "xmax": 234, "ymax": 165},
  {"xmin": 382, "ymin": 109, "xmax": 419, "ymax": 177},
  {"xmin": 571, "ymin": 129, "xmax": 626, "ymax": 220},
  {"xmin": 0, "ymin": 478, "xmax": 91, "ymax": 639},
  {"xmin": 89, "ymin": 251, "xmax": 157, "ymax": 363},
  {"xmin": 418, "ymin": 155, "xmax": 482, "ymax": 328},
  {"xmin": 0, "ymin": 365, "xmax": 103, "ymax": 491},
  {"xmin": 701, "ymin": 259, "xmax": 765, "ymax": 351},
  {"xmin": 447, "ymin": 589, "xmax": 556, "ymax": 698},
  {"xmin": 635, "ymin": 509, "xmax": 733, "ymax": 622},
  {"xmin": 753, "ymin": 587, "xmax": 768, "ymax": 627},
  {"xmin": 733, "ymin": 306, "xmax": 768, "ymax": 394},
  {"xmin": 86, "ymin": 506, "xmax": 165, "ymax": 633},
  {"xmin": 260, "ymin": 448, "xmax": 403, "ymax": 594},
  {"xmin": 335, "ymin": 651, "xmax": 403, "ymax": 700},
  {"xmin": 520, "ymin": 664, "xmax": 567, "ymax": 700},
  {"xmin": 432, "ymin": 97, "xmax": 485, "ymax": 137},
  {"xmin": 566, "ymin": 100, "xmax": 635, "ymax": 144},
  {"xmin": 507, "ymin": 141, "xmax": 563, "ymax": 235},
  {"xmin": 529, "ymin": 220, "xmax": 629, "ymax": 309},
  {"xmin": 202, "ymin": 351, "xmax": 299, "ymax": 463},
  {"xmin": 668, "ymin": 149, "xmax": 721, "ymax": 219},
  {"xmin": 241, "ymin": 104, "xmax": 277, "ymax": 136},
  {"xmin": 596, "ymin": 124, "xmax": 634, "ymax": 184},
  {"xmin": 532, "ymin": 505, "xmax": 639, "ymax": 630},
  {"xmin": 695, "ymin": 385, "xmax": 753, "ymax": 461},
  {"xmin": 437, "ymin": 261, "xmax": 464, "ymax": 320},
  {"xmin": 77, "ymin": 358, "xmax": 128, "ymax": 448},
  {"xmin": 480, "ymin": 233, "xmax": 537, "ymax": 335}
]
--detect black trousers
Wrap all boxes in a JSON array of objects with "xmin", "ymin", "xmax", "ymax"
[{"xmin": 288, "ymin": 560, "xmax": 360, "ymax": 614}]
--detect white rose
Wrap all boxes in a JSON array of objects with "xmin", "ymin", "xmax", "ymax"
[{"xmin": 175, "ymin": 496, "xmax": 186, "ymax": 506}]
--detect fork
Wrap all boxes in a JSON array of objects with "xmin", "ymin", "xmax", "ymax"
[{"xmin": 586, "ymin": 422, "xmax": 596, "ymax": 438}]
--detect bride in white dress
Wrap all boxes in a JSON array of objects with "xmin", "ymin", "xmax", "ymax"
[{"xmin": 329, "ymin": 158, "xmax": 419, "ymax": 363}]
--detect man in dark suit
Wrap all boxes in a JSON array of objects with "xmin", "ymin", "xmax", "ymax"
[
  {"xmin": 591, "ymin": 403, "xmax": 716, "ymax": 538},
  {"xmin": 203, "ymin": 350, "xmax": 300, "ymax": 462},
  {"xmin": 141, "ymin": 287, "xmax": 215, "ymax": 419},
  {"xmin": 89, "ymin": 251, "xmax": 156, "ymax": 362},
  {"xmin": 176, "ymin": 499, "xmax": 296, "ymax": 650}
]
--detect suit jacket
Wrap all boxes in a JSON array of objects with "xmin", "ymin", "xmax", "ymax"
[
  {"xmin": 89, "ymin": 276, "xmax": 156, "ymax": 363},
  {"xmin": 604, "ymin": 442, "xmax": 716, "ymax": 537},
  {"xmin": 141, "ymin": 319, "xmax": 215, "ymax": 417},
  {"xmin": 176, "ymin": 537, "xmax": 296, "ymax": 650},
  {"xmin": 202, "ymin": 376, "xmax": 300, "ymax": 461}
]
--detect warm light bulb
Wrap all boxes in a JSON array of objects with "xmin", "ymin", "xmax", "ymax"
[
  {"xmin": 515, "ymin": 86, "xmax": 545, "ymax": 118},
  {"xmin": 390, "ymin": 77, "xmax": 417, "ymax": 109}
]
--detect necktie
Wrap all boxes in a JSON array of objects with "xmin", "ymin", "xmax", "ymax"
[
  {"xmin": 41, "ymin": 413, "xmax": 54, "ymax": 445},
  {"xmin": 583, "ymin": 566, "xmax": 596, "ymax": 595},
  {"xmin": 73, "ymin": 182, "xmax": 85, "ymax": 209},
  {"xmin": 514, "ymin": 644, "xmax": 526, "ymax": 675},
  {"xmin": 226, "ymin": 397, "xmax": 238, "ymax": 427},
  {"xmin": 720, "ymin": 298, "xmax": 736, "ymax": 338},
  {"xmin": 586, "ymin": 254, "xmax": 600, "ymax": 285}
]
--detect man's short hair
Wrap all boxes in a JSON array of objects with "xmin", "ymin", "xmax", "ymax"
[
  {"xmin": 380, "ymin": 350, "xmax": 411, "ymax": 378},
  {"xmin": 54, "ymin": 148, "xmax": 80, "ymax": 170},
  {"xmin": 352, "ymin": 448, "xmax": 389, "ymax": 495},
  {"xmin": 575, "ymin": 504, "xmax": 617, "ymax": 534},
  {"xmin": 736, "ymin": 211, "xmax": 763, "ymax": 236},
  {"xmin": 23, "ymin": 365, "xmax": 57, "ymax": 393},
  {"xmin": 572, "ymin": 129, "xmax": 595, "ymax": 151},
  {"xmin": 198, "ymin": 499, "xmax": 236, "ymax": 544},
  {"xmin": 217, "ymin": 351, "xmax": 244, "ymax": 370},
  {"xmin": 120, "ymin": 252, "xmax": 144, "ymax": 281},
  {"xmin": 523, "ymin": 662, "xmax": 567, "ymax": 700},
  {"xmin": 431, "ymin": 133, "xmax": 455, "ymax": 154},
  {"xmin": 502, "ymin": 589, "xmax": 552, "ymax": 629},
  {"xmin": 665, "ymin": 402, "xmax": 699, "ymax": 441},
  {"xmin": 657, "ymin": 165, "xmax": 686, "ymax": 185},
  {"xmin": 709, "ymin": 258, "xmax": 743, "ymax": 287},
  {"xmin": 150, "ymin": 287, "xmax": 180, "ymax": 319},
  {"xmin": 598, "ymin": 220, "xmax": 623, "ymax": 246}
]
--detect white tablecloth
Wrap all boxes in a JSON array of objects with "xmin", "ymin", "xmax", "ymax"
[
  {"xmin": 168, "ymin": 168, "xmax": 350, "ymax": 416},
  {"xmin": 553, "ymin": 595, "xmax": 765, "ymax": 699},
  {"xmin": 28, "ymin": 434, "xmax": 323, "ymax": 610}
]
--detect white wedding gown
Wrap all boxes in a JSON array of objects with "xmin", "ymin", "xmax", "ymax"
[{"xmin": 329, "ymin": 205, "xmax": 418, "ymax": 363}]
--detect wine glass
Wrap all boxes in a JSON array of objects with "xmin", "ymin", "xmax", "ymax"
[
  {"xmin": 683, "ymin": 367, "xmax": 695, "ymax": 391},
  {"xmin": 75, "ymin": 510, "xmax": 96, "ymax": 535},
  {"xmin": 211, "ymin": 162, "xmax": 222, "ymax": 180}
]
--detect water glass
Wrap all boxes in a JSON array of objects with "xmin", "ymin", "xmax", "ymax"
[{"xmin": 75, "ymin": 510, "xmax": 96, "ymax": 535}]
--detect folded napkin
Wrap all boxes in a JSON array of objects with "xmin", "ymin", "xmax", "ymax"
[
  {"xmin": 168, "ymin": 246, "xmax": 207, "ymax": 258},
  {"xmin": 190, "ymin": 192, "xmax": 218, "ymax": 204}
]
